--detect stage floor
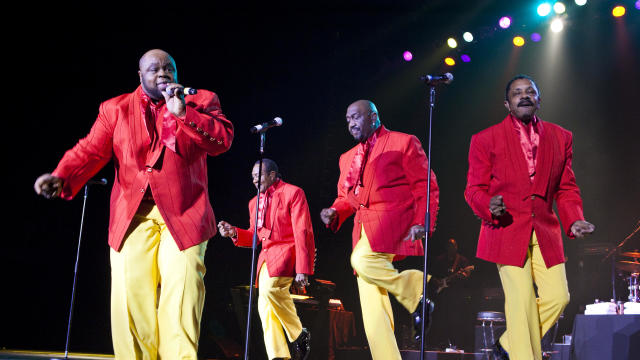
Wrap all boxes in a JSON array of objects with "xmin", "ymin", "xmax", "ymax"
[
  {"xmin": 0, "ymin": 350, "xmax": 114, "ymax": 360},
  {"xmin": 0, "ymin": 346, "xmax": 570, "ymax": 360}
]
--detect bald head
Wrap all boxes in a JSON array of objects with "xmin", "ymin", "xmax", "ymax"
[
  {"xmin": 346, "ymin": 99, "xmax": 381, "ymax": 142},
  {"xmin": 139, "ymin": 49, "xmax": 174, "ymax": 70},
  {"xmin": 349, "ymin": 100, "xmax": 379, "ymax": 118},
  {"xmin": 138, "ymin": 49, "xmax": 178, "ymax": 101}
]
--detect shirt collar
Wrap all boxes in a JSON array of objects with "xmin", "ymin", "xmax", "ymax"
[
  {"xmin": 362, "ymin": 125, "xmax": 382, "ymax": 146},
  {"xmin": 138, "ymin": 86, "xmax": 165, "ymax": 109},
  {"xmin": 263, "ymin": 178, "xmax": 281, "ymax": 196},
  {"xmin": 510, "ymin": 114, "xmax": 539, "ymax": 129}
]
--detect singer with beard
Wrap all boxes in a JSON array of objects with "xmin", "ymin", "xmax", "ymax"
[
  {"xmin": 464, "ymin": 75, "xmax": 594, "ymax": 360},
  {"xmin": 320, "ymin": 100, "xmax": 439, "ymax": 360},
  {"xmin": 218, "ymin": 159, "xmax": 314, "ymax": 360},
  {"xmin": 33, "ymin": 49, "xmax": 234, "ymax": 359}
]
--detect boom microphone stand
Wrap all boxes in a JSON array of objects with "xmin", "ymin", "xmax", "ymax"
[
  {"xmin": 243, "ymin": 117, "xmax": 282, "ymax": 360},
  {"xmin": 64, "ymin": 177, "xmax": 107, "ymax": 359},
  {"xmin": 418, "ymin": 73, "xmax": 453, "ymax": 360}
]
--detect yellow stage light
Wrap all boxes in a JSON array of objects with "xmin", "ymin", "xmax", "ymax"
[
  {"xmin": 612, "ymin": 6, "xmax": 626, "ymax": 17},
  {"xmin": 513, "ymin": 36, "xmax": 525, "ymax": 47}
]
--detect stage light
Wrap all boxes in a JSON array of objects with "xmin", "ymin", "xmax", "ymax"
[
  {"xmin": 444, "ymin": 57, "xmax": 456, "ymax": 66},
  {"xmin": 550, "ymin": 17, "xmax": 564, "ymax": 32},
  {"xmin": 499, "ymin": 16, "xmax": 512, "ymax": 29},
  {"xmin": 575, "ymin": 0, "xmax": 587, "ymax": 6},
  {"xmin": 553, "ymin": 2, "xmax": 566, "ymax": 14},
  {"xmin": 636, "ymin": 1, "xmax": 640, "ymax": 10},
  {"xmin": 463, "ymin": 32, "xmax": 474, "ymax": 42},
  {"xmin": 447, "ymin": 38, "xmax": 458, "ymax": 48},
  {"xmin": 461, "ymin": 54, "xmax": 471, "ymax": 62},
  {"xmin": 513, "ymin": 36, "xmax": 525, "ymax": 47},
  {"xmin": 537, "ymin": 3, "xmax": 552, "ymax": 16},
  {"xmin": 403, "ymin": 51, "xmax": 413, "ymax": 61},
  {"xmin": 612, "ymin": 5, "xmax": 626, "ymax": 17},
  {"xmin": 531, "ymin": 33, "xmax": 542, "ymax": 42}
]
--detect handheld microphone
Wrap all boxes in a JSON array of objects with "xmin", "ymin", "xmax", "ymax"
[
  {"xmin": 420, "ymin": 73, "xmax": 454, "ymax": 85},
  {"xmin": 250, "ymin": 117, "xmax": 283, "ymax": 133},
  {"xmin": 166, "ymin": 87, "xmax": 198, "ymax": 96},
  {"xmin": 88, "ymin": 178, "xmax": 108, "ymax": 185}
]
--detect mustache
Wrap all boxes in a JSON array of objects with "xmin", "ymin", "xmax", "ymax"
[{"xmin": 518, "ymin": 99, "xmax": 534, "ymax": 107}]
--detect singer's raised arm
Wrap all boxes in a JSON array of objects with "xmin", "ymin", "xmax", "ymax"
[{"xmin": 174, "ymin": 90, "xmax": 234, "ymax": 156}]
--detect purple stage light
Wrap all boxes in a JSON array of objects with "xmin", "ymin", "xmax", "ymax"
[
  {"xmin": 635, "ymin": 0, "xmax": 639, "ymax": 10},
  {"xmin": 499, "ymin": 16, "xmax": 512, "ymax": 29},
  {"xmin": 531, "ymin": 33, "xmax": 542, "ymax": 42},
  {"xmin": 461, "ymin": 54, "xmax": 471, "ymax": 63},
  {"xmin": 403, "ymin": 51, "xmax": 413, "ymax": 61}
]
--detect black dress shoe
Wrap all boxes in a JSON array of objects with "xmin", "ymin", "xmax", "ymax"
[
  {"xmin": 412, "ymin": 296, "xmax": 435, "ymax": 341},
  {"xmin": 492, "ymin": 340, "xmax": 510, "ymax": 360},
  {"xmin": 291, "ymin": 328, "xmax": 311, "ymax": 360}
]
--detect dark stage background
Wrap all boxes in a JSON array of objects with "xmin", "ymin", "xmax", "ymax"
[{"xmin": 3, "ymin": 0, "xmax": 639, "ymax": 357}]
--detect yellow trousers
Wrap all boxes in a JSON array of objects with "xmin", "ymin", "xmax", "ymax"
[
  {"xmin": 350, "ymin": 226, "xmax": 424, "ymax": 360},
  {"xmin": 110, "ymin": 202, "xmax": 208, "ymax": 360},
  {"xmin": 497, "ymin": 231, "xmax": 569, "ymax": 360},
  {"xmin": 257, "ymin": 264, "xmax": 303, "ymax": 360}
]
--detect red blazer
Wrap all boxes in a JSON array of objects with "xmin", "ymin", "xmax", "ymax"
[
  {"xmin": 464, "ymin": 115, "xmax": 585, "ymax": 268},
  {"xmin": 52, "ymin": 86, "xmax": 234, "ymax": 251},
  {"xmin": 234, "ymin": 180, "xmax": 315, "ymax": 280},
  {"xmin": 329, "ymin": 126, "xmax": 439, "ymax": 259}
]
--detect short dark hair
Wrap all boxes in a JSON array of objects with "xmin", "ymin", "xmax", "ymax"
[
  {"xmin": 505, "ymin": 74, "xmax": 540, "ymax": 101},
  {"xmin": 255, "ymin": 158, "xmax": 281, "ymax": 178}
]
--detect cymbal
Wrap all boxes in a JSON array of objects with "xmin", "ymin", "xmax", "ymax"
[
  {"xmin": 616, "ymin": 260, "xmax": 640, "ymax": 273},
  {"xmin": 620, "ymin": 251, "xmax": 640, "ymax": 258}
]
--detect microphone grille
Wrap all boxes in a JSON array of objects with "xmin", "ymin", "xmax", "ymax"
[
  {"xmin": 273, "ymin": 117, "xmax": 283, "ymax": 126},
  {"xmin": 444, "ymin": 73, "xmax": 454, "ymax": 83}
]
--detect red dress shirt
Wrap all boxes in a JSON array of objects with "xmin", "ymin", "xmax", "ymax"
[{"xmin": 512, "ymin": 115, "xmax": 541, "ymax": 181}]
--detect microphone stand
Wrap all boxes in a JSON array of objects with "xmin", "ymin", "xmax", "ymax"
[
  {"xmin": 64, "ymin": 182, "xmax": 98, "ymax": 359},
  {"xmin": 419, "ymin": 84, "xmax": 437, "ymax": 360},
  {"xmin": 243, "ymin": 132, "xmax": 266, "ymax": 360}
]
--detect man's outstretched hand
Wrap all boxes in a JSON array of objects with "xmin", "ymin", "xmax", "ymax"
[
  {"xmin": 34, "ymin": 173, "xmax": 63, "ymax": 199},
  {"xmin": 571, "ymin": 220, "xmax": 595, "ymax": 238}
]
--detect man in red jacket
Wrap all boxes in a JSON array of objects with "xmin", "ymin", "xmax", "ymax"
[
  {"xmin": 218, "ymin": 159, "xmax": 314, "ymax": 360},
  {"xmin": 464, "ymin": 75, "xmax": 594, "ymax": 360},
  {"xmin": 34, "ymin": 49, "xmax": 234, "ymax": 360},
  {"xmin": 320, "ymin": 100, "xmax": 439, "ymax": 360}
]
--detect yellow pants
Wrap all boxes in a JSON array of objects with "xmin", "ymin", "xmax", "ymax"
[
  {"xmin": 350, "ymin": 226, "xmax": 424, "ymax": 360},
  {"xmin": 110, "ymin": 202, "xmax": 208, "ymax": 360},
  {"xmin": 497, "ymin": 231, "xmax": 569, "ymax": 360},
  {"xmin": 257, "ymin": 264, "xmax": 303, "ymax": 360}
]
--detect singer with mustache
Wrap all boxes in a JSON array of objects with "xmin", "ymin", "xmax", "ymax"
[
  {"xmin": 464, "ymin": 75, "xmax": 594, "ymax": 360},
  {"xmin": 320, "ymin": 100, "xmax": 439, "ymax": 360},
  {"xmin": 34, "ymin": 49, "xmax": 234, "ymax": 359},
  {"xmin": 218, "ymin": 159, "xmax": 314, "ymax": 360}
]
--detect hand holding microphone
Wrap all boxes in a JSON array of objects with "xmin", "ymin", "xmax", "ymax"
[{"xmin": 162, "ymin": 83, "xmax": 197, "ymax": 117}]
